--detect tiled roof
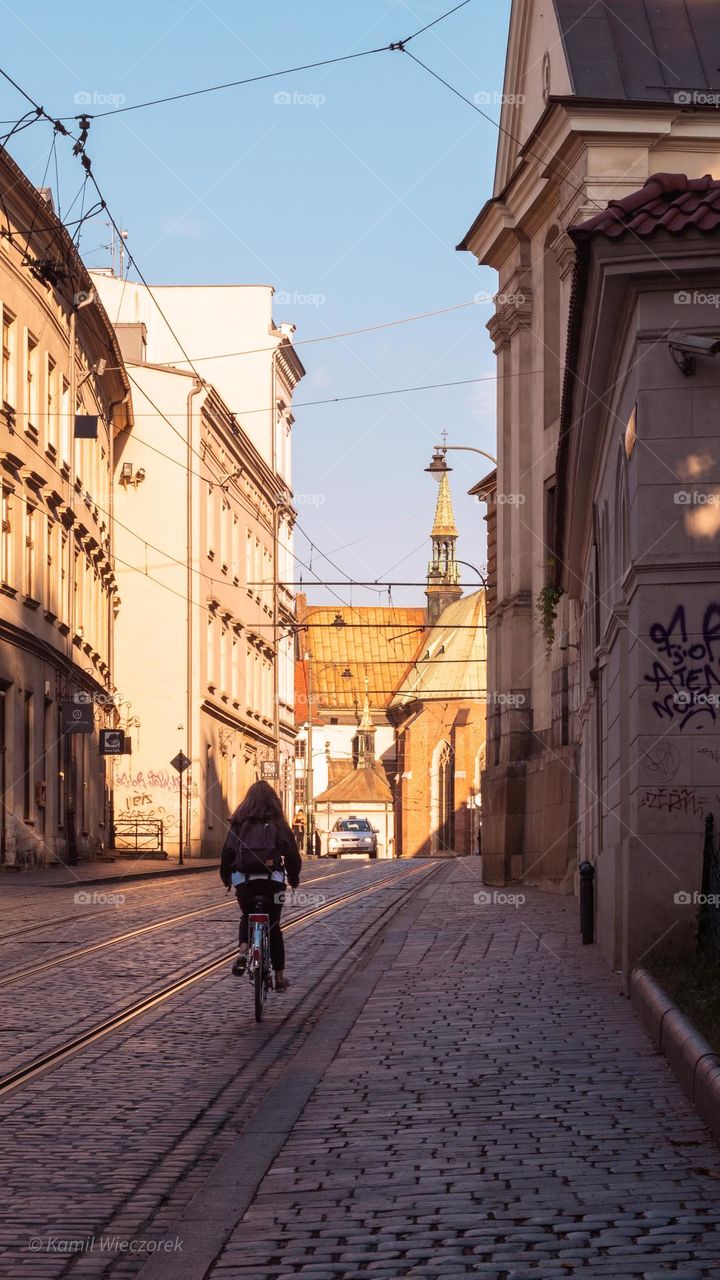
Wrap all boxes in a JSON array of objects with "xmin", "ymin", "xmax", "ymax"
[
  {"xmin": 553, "ymin": 0, "xmax": 720, "ymax": 104},
  {"xmin": 573, "ymin": 173, "xmax": 720, "ymax": 240},
  {"xmin": 315, "ymin": 765, "xmax": 393, "ymax": 805},
  {"xmin": 296, "ymin": 605, "xmax": 427, "ymax": 712},
  {"xmin": 391, "ymin": 590, "xmax": 487, "ymax": 705}
]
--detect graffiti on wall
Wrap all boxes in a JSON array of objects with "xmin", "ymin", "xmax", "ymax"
[
  {"xmin": 640, "ymin": 786, "xmax": 720, "ymax": 817},
  {"xmin": 115, "ymin": 768, "xmax": 200, "ymax": 835},
  {"xmin": 644, "ymin": 603, "xmax": 720, "ymax": 730}
]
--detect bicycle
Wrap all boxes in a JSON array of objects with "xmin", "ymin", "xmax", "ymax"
[{"xmin": 247, "ymin": 897, "xmax": 273, "ymax": 1022}]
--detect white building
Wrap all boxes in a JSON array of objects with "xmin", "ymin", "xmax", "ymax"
[{"xmin": 91, "ymin": 274, "xmax": 304, "ymax": 856}]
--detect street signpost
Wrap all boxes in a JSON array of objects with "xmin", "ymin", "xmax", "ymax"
[{"xmin": 170, "ymin": 751, "xmax": 191, "ymax": 865}]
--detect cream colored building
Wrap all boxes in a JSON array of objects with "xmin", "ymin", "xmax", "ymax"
[
  {"xmin": 0, "ymin": 155, "xmax": 133, "ymax": 867},
  {"xmin": 91, "ymin": 274, "xmax": 304, "ymax": 856},
  {"xmin": 459, "ymin": 0, "xmax": 720, "ymax": 893}
]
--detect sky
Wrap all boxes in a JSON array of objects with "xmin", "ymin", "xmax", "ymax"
[{"xmin": 0, "ymin": 0, "xmax": 512, "ymax": 608}]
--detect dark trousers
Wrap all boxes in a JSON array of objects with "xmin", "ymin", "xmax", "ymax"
[{"xmin": 237, "ymin": 879, "xmax": 285, "ymax": 970}]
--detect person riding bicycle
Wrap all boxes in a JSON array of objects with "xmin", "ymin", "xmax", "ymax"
[{"xmin": 220, "ymin": 780, "xmax": 302, "ymax": 992}]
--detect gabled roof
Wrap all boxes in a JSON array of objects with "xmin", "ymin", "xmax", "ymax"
[
  {"xmin": 553, "ymin": 0, "xmax": 720, "ymax": 104},
  {"xmin": 391, "ymin": 590, "xmax": 487, "ymax": 706},
  {"xmin": 315, "ymin": 765, "xmax": 393, "ymax": 805},
  {"xmin": 571, "ymin": 172, "xmax": 720, "ymax": 240}
]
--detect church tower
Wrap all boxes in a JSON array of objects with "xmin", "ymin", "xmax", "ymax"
[{"xmin": 426, "ymin": 468, "xmax": 462, "ymax": 625}]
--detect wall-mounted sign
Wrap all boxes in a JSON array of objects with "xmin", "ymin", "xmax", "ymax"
[
  {"xmin": 261, "ymin": 759, "xmax": 279, "ymax": 779},
  {"xmin": 74, "ymin": 414, "xmax": 98, "ymax": 439},
  {"xmin": 61, "ymin": 699, "xmax": 93, "ymax": 733},
  {"xmin": 99, "ymin": 729, "xmax": 125, "ymax": 755}
]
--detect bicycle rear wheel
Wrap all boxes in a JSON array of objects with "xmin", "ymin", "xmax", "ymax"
[{"xmin": 254, "ymin": 960, "xmax": 264, "ymax": 1022}]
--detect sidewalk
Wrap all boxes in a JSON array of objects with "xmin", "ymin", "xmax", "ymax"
[
  {"xmin": 0, "ymin": 853, "xmax": 219, "ymax": 888},
  {"xmin": 209, "ymin": 859, "xmax": 720, "ymax": 1279}
]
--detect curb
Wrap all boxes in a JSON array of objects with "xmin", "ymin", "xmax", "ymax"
[
  {"xmin": 0, "ymin": 862, "xmax": 219, "ymax": 889},
  {"xmin": 631, "ymin": 966, "xmax": 720, "ymax": 1143}
]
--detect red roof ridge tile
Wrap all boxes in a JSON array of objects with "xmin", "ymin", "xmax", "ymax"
[{"xmin": 572, "ymin": 172, "xmax": 720, "ymax": 240}]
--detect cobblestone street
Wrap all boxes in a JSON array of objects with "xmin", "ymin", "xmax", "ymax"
[
  {"xmin": 200, "ymin": 861, "xmax": 720, "ymax": 1280},
  {"xmin": 4, "ymin": 858, "xmax": 720, "ymax": 1279}
]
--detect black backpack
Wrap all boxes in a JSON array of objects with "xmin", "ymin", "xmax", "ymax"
[{"xmin": 232, "ymin": 819, "xmax": 282, "ymax": 877}]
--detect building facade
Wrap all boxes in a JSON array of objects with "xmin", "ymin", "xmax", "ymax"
[
  {"xmin": 458, "ymin": 0, "xmax": 720, "ymax": 893},
  {"xmin": 294, "ymin": 595, "xmax": 427, "ymax": 857},
  {"xmin": 0, "ymin": 154, "xmax": 133, "ymax": 867},
  {"xmin": 91, "ymin": 274, "xmax": 304, "ymax": 856},
  {"xmin": 390, "ymin": 471, "xmax": 486, "ymax": 857},
  {"xmin": 557, "ymin": 175, "xmax": 720, "ymax": 977}
]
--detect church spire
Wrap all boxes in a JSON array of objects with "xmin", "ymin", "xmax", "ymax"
[
  {"xmin": 357, "ymin": 677, "xmax": 375, "ymax": 767},
  {"xmin": 426, "ymin": 464, "xmax": 462, "ymax": 625}
]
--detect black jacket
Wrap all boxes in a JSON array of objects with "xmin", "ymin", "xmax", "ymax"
[{"xmin": 220, "ymin": 815, "xmax": 302, "ymax": 890}]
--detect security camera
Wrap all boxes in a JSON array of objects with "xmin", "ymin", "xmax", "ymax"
[{"xmin": 669, "ymin": 332, "xmax": 720, "ymax": 375}]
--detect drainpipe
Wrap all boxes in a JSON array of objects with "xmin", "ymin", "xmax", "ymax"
[
  {"xmin": 270, "ymin": 347, "xmax": 281, "ymax": 805},
  {"xmin": 186, "ymin": 379, "xmax": 203, "ymax": 858},
  {"xmin": 105, "ymin": 391, "xmax": 129, "ymax": 852}
]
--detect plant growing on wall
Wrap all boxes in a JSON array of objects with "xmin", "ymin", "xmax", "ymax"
[{"xmin": 536, "ymin": 574, "xmax": 564, "ymax": 654}]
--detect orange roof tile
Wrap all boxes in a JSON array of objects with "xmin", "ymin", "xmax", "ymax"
[{"xmin": 296, "ymin": 605, "xmax": 427, "ymax": 712}]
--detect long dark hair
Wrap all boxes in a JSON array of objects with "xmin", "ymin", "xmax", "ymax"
[{"xmin": 232, "ymin": 779, "xmax": 284, "ymax": 827}]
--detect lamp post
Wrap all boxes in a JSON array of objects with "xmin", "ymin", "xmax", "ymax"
[{"xmin": 425, "ymin": 443, "xmax": 497, "ymax": 478}]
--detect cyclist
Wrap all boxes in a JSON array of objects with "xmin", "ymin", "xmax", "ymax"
[{"xmin": 220, "ymin": 780, "xmax": 302, "ymax": 992}]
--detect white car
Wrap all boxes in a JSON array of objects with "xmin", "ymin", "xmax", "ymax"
[{"xmin": 326, "ymin": 816, "xmax": 378, "ymax": 858}]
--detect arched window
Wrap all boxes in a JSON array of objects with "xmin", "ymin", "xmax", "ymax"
[{"xmin": 431, "ymin": 739, "xmax": 455, "ymax": 854}]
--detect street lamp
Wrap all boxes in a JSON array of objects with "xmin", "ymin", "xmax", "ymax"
[{"xmin": 425, "ymin": 442, "xmax": 497, "ymax": 480}]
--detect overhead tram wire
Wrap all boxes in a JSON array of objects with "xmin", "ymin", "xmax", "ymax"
[{"xmin": 41, "ymin": 1, "xmax": 472, "ymax": 122}]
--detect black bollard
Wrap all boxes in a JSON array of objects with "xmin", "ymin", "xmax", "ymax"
[{"xmin": 579, "ymin": 860, "xmax": 595, "ymax": 944}]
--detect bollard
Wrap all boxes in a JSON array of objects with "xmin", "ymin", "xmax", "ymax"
[{"xmin": 579, "ymin": 860, "xmax": 595, "ymax": 944}]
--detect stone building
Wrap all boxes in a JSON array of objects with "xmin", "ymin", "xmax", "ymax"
[
  {"xmin": 0, "ymin": 152, "xmax": 133, "ymax": 866},
  {"xmin": 556, "ymin": 173, "xmax": 720, "ymax": 977},
  {"xmin": 458, "ymin": 0, "xmax": 720, "ymax": 893},
  {"xmin": 390, "ymin": 467, "xmax": 486, "ymax": 857},
  {"xmin": 91, "ymin": 274, "xmax": 304, "ymax": 856}
]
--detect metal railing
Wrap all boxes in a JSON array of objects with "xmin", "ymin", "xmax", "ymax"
[
  {"xmin": 112, "ymin": 817, "xmax": 165, "ymax": 854},
  {"xmin": 699, "ymin": 814, "xmax": 720, "ymax": 959}
]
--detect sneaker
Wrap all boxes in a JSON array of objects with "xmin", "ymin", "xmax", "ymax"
[{"xmin": 231, "ymin": 953, "xmax": 247, "ymax": 977}]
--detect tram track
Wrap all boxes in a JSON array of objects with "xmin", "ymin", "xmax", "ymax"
[
  {"xmin": 0, "ymin": 863, "xmax": 364, "ymax": 975},
  {"xmin": 0, "ymin": 861, "xmax": 434, "ymax": 1098}
]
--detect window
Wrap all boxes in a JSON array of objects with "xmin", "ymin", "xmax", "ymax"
[
  {"xmin": 206, "ymin": 486, "xmax": 215, "ymax": 558},
  {"xmin": 1, "ymin": 487, "xmax": 12, "ymax": 585},
  {"xmin": 232, "ymin": 515, "xmax": 240, "ymax": 583},
  {"xmin": 23, "ymin": 690, "xmax": 33, "ymax": 820},
  {"xmin": 46, "ymin": 355, "xmax": 57, "ymax": 452},
  {"xmin": 1, "ymin": 307, "xmax": 16, "ymax": 407},
  {"xmin": 24, "ymin": 502, "xmax": 36, "ymax": 599},
  {"xmin": 60, "ymin": 377, "xmax": 70, "ymax": 465},
  {"xmin": 207, "ymin": 615, "xmax": 215, "ymax": 687},
  {"xmin": 26, "ymin": 332, "xmax": 38, "ymax": 434},
  {"xmin": 220, "ymin": 500, "xmax": 229, "ymax": 571}
]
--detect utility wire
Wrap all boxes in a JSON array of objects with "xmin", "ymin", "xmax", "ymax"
[
  {"xmin": 47, "ymin": 2, "xmax": 472, "ymax": 121},
  {"xmin": 151, "ymin": 298, "xmax": 486, "ymax": 367}
]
